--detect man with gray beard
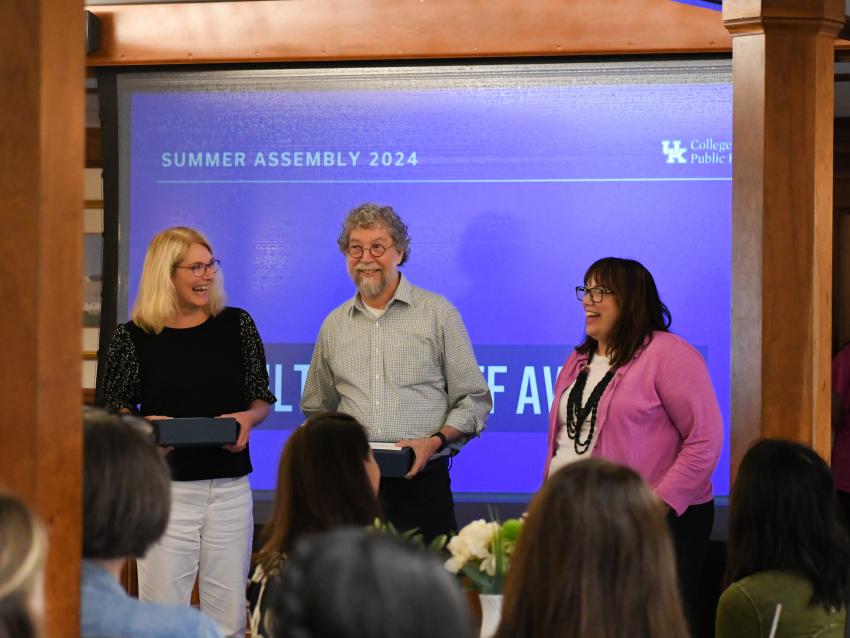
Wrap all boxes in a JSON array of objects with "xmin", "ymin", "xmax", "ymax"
[{"xmin": 301, "ymin": 203, "xmax": 491, "ymax": 541}]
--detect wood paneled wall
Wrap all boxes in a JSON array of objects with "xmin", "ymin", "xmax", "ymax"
[
  {"xmin": 87, "ymin": 0, "xmax": 733, "ymax": 65},
  {"xmin": 0, "ymin": 0, "xmax": 84, "ymax": 636}
]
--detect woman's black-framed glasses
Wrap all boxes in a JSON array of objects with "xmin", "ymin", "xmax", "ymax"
[
  {"xmin": 576, "ymin": 286, "xmax": 615, "ymax": 303},
  {"xmin": 175, "ymin": 259, "xmax": 221, "ymax": 276}
]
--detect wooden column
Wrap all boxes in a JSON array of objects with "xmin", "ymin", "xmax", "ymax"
[
  {"xmin": 0, "ymin": 1, "xmax": 84, "ymax": 636},
  {"xmin": 723, "ymin": 0, "xmax": 844, "ymax": 477}
]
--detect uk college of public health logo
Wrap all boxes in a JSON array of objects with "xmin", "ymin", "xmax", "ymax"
[
  {"xmin": 661, "ymin": 138, "xmax": 732, "ymax": 165},
  {"xmin": 661, "ymin": 140, "xmax": 688, "ymax": 164}
]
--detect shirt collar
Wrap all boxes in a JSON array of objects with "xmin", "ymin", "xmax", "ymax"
[
  {"xmin": 347, "ymin": 273, "xmax": 412, "ymax": 317},
  {"xmin": 82, "ymin": 559, "xmax": 126, "ymax": 594}
]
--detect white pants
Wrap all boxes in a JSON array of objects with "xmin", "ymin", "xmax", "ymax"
[{"xmin": 137, "ymin": 476, "xmax": 253, "ymax": 638}]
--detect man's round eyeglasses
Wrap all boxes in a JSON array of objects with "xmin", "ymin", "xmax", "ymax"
[
  {"xmin": 576, "ymin": 286, "xmax": 615, "ymax": 303},
  {"xmin": 175, "ymin": 259, "xmax": 221, "ymax": 276},
  {"xmin": 346, "ymin": 244, "xmax": 389, "ymax": 259}
]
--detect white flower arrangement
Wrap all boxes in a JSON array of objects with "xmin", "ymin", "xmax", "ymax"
[{"xmin": 444, "ymin": 518, "xmax": 523, "ymax": 594}]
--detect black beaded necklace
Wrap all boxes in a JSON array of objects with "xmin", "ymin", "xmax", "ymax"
[{"xmin": 565, "ymin": 353, "xmax": 615, "ymax": 455}]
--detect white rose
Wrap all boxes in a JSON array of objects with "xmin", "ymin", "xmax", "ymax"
[
  {"xmin": 447, "ymin": 533, "xmax": 471, "ymax": 560},
  {"xmin": 479, "ymin": 554, "xmax": 496, "ymax": 577},
  {"xmin": 458, "ymin": 520, "xmax": 498, "ymax": 560},
  {"xmin": 444, "ymin": 555, "xmax": 467, "ymax": 574}
]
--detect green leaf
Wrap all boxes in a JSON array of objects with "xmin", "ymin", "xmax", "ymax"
[
  {"xmin": 370, "ymin": 519, "xmax": 451, "ymax": 555},
  {"xmin": 428, "ymin": 534, "xmax": 448, "ymax": 552},
  {"xmin": 460, "ymin": 564, "xmax": 497, "ymax": 594}
]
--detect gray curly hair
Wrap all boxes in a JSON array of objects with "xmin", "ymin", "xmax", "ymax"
[{"xmin": 337, "ymin": 203, "xmax": 411, "ymax": 266}]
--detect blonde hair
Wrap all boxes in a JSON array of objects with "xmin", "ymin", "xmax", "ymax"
[
  {"xmin": 131, "ymin": 227, "xmax": 226, "ymax": 333},
  {"xmin": 0, "ymin": 491, "xmax": 46, "ymax": 634}
]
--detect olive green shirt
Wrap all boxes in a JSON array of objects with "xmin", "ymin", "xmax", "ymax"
[{"xmin": 716, "ymin": 570, "xmax": 845, "ymax": 638}]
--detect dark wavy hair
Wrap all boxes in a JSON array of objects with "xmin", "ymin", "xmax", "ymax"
[
  {"xmin": 268, "ymin": 528, "xmax": 474, "ymax": 638},
  {"xmin": 724, "ymin": 439, "xmax": 850, "ymax": 610},
  {"xmin": 255, "ymin": 413, "xmax": 381, "ymax": 574},
  {"xmin": 575, "ymin": 257, "xmax": 671, "ymax": 368},
  {"xmin": 496, "ymin": 459, "xmax": 689, "ymax": 638},
  {"xmin": 83, "ymin": 410, "xmax": 171, "ymax": 559}
]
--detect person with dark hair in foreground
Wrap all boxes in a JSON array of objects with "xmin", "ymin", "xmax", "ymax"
[
  {"xmin": 248, "ymin": 412, "xmax": 382, "ymax": 637},
  {"xmin": 543, "ymin": 256, "xmax": 722, "ymax": 625},
  {"xmin": 496, "ymin": 459, "xmax": 689, "ymax": 638},
  {"xmin": 0, "ymin": 491, "xmax": 46, "ymax": 638},
  {"xmin": 81, "ymin": 409, "xmax": 222, "ymax": 638},
  {"xmin": 266, "ymin": 527, "xmax": 474, "ymax": 638},
  {"xmin": 716, "ymin": 439, "xmax": 850, "ymax": 638}
]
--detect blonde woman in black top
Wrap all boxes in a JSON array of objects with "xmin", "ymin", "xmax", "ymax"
[{"xmin": 99, "ymin": 226, "xmax": 275, "ymax": 638}]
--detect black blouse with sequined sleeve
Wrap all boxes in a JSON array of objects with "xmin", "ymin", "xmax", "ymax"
[
  {"xmin": 237, "ymin": 309, "xmax": 277, "ymax": 408},
  {"xmin": 99, "ymin": 323, "xmax": 143, "ymax": 412},
  {"xmin": 97, "ymin": 307, "xmax": 276, "ymax": 481}
]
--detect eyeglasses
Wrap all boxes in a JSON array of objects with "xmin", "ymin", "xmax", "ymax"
[
  {"xmin": 346, "ymin": 244, "xmax": 390, "ymax": 259},
  {"xmin": 576, "ymin": 286, "xmax": 615, "ymax": 303},
  {"xmin": 174, "ymin": 259, "xmax": 221, "ymax": 276}
]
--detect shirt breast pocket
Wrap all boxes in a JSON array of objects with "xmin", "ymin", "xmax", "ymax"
[
  {"xmin": 388, "ymin": 334, "xmax": 443, "ymax": 389},
  {"xmin": 328, "ymin": 336, "xmax": 371, "ymax": 386}
]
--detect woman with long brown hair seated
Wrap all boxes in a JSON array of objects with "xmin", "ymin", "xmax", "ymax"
[
  {"xmin": 716, "ymin": 439, "xmax": 850, "ymax": 637},
  {"xmin": 496, "ymin": 458, "xmax": 689, "ymax": 638},
  {"xmin": 248, "ymin": 412, "xmax": 382, "ymax": 637}
]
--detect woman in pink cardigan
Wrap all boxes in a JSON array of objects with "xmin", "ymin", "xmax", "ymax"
[{"xmin": 544, "ymin": 256, "xmax": 722, "ymax": 627}]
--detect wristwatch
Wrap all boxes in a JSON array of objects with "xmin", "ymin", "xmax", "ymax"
[{"xmin": 431, "ymin": 431, "xmax": 449, "ymax": 452}]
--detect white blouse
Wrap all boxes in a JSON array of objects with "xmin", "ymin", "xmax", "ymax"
[{"xmin": 548, "ymin": 354, "xmax": 611, "ymax": 478}]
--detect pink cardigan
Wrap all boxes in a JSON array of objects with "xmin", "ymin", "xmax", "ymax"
[{"xmin": 544, "ymin": 331, "xmax": 723, "ymax": 515}]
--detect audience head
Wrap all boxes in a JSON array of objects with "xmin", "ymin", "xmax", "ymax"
[
  {"xmin": 577, "ymin": 257, "xmax": 671, "ymax": 367},
  {"xmin": 83, "ymin": 409, "xmax": 171, "ymax": 560},
  {"xmin": 337, "ymin": 203, "xmax": 411, "ymax": 266},
  {"xmin": 268, "ymin": 527, "xmax": 473, "ymax": 638},
  {"xmin": 496, "ymin": 458, "xmax": 688, "ymax": 638},
  {"xmin": 131, "ymin": 226, "xmax": 225, "ymax": 333},
  {"xmin": 256, "ymin": 412, "xmax": 381, "ymax": 572},
  {"xmin": 725, "ymin": 438, "xmax": 850, "ymax": 610},
  {"xmin": 0, "ymin": 492, "xmax": 46, "ymax": 638}
]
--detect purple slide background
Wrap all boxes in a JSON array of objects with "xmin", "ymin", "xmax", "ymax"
[{"xmin": 126, "ymin": 79, "xmax": 732, "ymax": 497}]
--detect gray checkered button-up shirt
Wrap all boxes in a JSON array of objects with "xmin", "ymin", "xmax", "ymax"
[{"xmin": 301, "ymin": 275, "xmax": 491, "ymax": 444}]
